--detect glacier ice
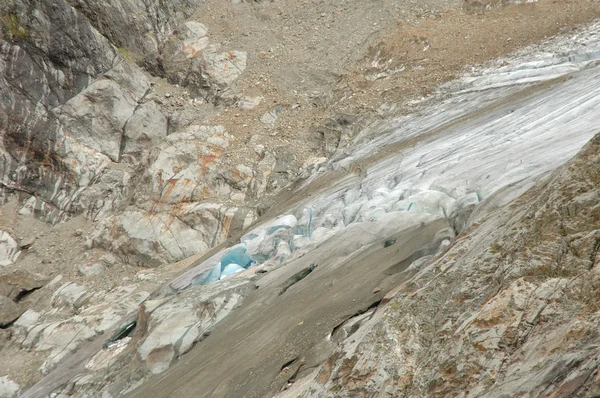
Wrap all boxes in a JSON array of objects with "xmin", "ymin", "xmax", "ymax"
[{"xmin": 171, "ymin": 26, "xmax": 600, "ymax": 289}]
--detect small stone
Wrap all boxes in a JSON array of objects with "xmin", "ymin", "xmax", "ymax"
[
  {"xmin": 137, "ymin": 273, "xmax": 157, "ymax": 282},
  {"xmin": 373, "ymin": 287, "xmax": 381, "ymax": 293},
  {"xmin": 254, "ymin": 144, "xmax": 265, "ymax": 157},
  {"xmin": 297, "ymin": 321, "xmax": 304, "ymax": 326},
  {"xmin": 236, "ymin": 96, "xmax": 263, "ymax": 110},
  {"xmin": 100, "ymin": 253, "xmax": 119, "ymax": 267},
  {"xmin": 77, "ymin": 263, "xmax": 106, "ymax": 277},
  {"xmin": 73, "ymin": 229, "xmax": 83, "ymax": 237},
  {"xmin": 20, "ymin": 236, "xmax": 35, "ymax": 249},
  {"xmin": 383, "ymin": 239, "xmax": 397, "ymax": 248}
]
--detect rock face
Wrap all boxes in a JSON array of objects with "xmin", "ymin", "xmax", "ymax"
[
  {"xmin": 136, "ymin": 278, "xmax": 249, "ymax": 375},
  {"xmin": 67, "ymin": 0, "xmax": 200, "ymax": 72},
  {"xmin": 161, "ymin": 22, "xmax": 247, "ymax": 101},
  {"xmin": 12, "ymin": 282, "xmax": 150, "ymax": 376},
  {"xmin": 4, "ymin": 1, "xmax": 600, "ymax": 398},
  {"xmin": 0, "ymin": 0, "xmax": 149, "ymax": 223},
  {"xmin": 0, "ymin": 0, "xmax": 259, "ymax": 265},
  {"xmin": 291, "ymin": 134, "xmax": 600, "ymax": 397}
]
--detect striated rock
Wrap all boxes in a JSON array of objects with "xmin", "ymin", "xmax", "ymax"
[
  {"xmin": 51, "ymin": 282, "xmax": 93, "ymax": 311},
  {"xmin": 0, "ymin": 231, "xmax": 19, "ymax": 266},
  {"xmin": 122, "ymin": 101, "xmax": 168, "ymax": 161},
  {"xmin": 67, "ymin": 0, "xmax": 200, "ymax": 71},
  {"xmin": 87, "ymin": 124, "xmax": 260, "ymax": 264},
  {"xmin": 55, "ymin": 75, "xmax": 139, "ymax": 163},
  {"xmin": 160, "ymin": 21, "xmax": 247, "ymax": 102},
  {"xmin": 161, "ymin": 21, "xmax": 210, "ymax": 84},
  {"xmin": 138, "ymin": 279, "xmax": 249, "ymax": 374},
  {"xmin": 0, "ymin": 0, "xmax": 165, "ymax": 225},
  {"xmin": 12, "ymin": 284, "xmax": 149, "ymax": 376},
  {"xmin": 260, "ymin": 105, "xmax": 284, "ymax": 126}
]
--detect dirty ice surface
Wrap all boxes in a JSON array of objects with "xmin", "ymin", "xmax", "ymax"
[{"xmin": 173, "ymin": 24, "xmax": 600, "ymax": 288}]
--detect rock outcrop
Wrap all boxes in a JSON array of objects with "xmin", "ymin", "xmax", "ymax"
[
  {"xmin": 292, "ymin": 134, "xmax": 600, "ymax": 397},
  {"xmin": 0, "ymin": 0, "xmax": 263, "ymax": 265}
]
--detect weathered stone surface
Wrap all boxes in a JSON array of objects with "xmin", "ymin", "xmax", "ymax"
[
  {"xmin": 77, "ymin": 263, "xmax": 106, "ymax": 277},
  {"xmin": 138, "ymin": 278, "xmax": 249, "ymax": 374},
  {"xmin": 292, "ymin": 133, "xmax": 600, "ymax": 397},
  {"xmin": 12, "ymin": 284, "xmax": 149, "ymax": 376},
  {"xmin": 67, "ymin": 0, "xmax": 201, "ymax": 71},
  {"xmin": 0, "ymin": 231, "xmax": 19, "ymax": 266},
  {"xmin": 187, "ymin": 49, "xmax": 247, "ymax": 101},
  {"xmin": 0, "ymin": 0, "xmax": 162, "ymax": 225},
  {"xmin": 0, "ymin": 270, "xmax": 47, "ymax": 301},
  {"xmin": 0, "ymin": 376, "xmax": 20, "ymax": 398},
  {"xmin": 158, "ymin": 20, "xmax": 247, "ymax": 102},
  {"xmin": 87, "ymin": 124, "xmax": 260, "ymax": 264},
  {"xmin": 161, "ymin": 21, "xmax": 210, "ymax": 84},
  {"xmin": 122, "ymin": 101, "xmax": 168, "ymax": 161},
  {"xmin": 56, "ymin": 78, "xmax": 138, "ymax": 163},
  {"xmin": 0, "ymin": 295, "xmax": 23, "ymax": 327}
]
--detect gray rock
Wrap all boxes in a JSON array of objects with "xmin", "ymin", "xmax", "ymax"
[
  {"xmin": 56, "ymin": 78, "xmax": 137, "ymax": 163},
  {"xmin": 86, "ymin": 124, "xmax": 260, "ymax": 264},
  {"xmin": 0, "ymin": 295, "xmax": 23, "ymax": 327},
  {"xmin": 186, "ymin": 48, "xmax": 247, "ymax": 101},
  {"xmin": 68, "ymin": 0, "xmax": 200, "ymax": 72},
  {"xmin": 236, "ymin": 96, "xmax": 263, "ymax": 110},
  {"xmin": 77, "ymin": 263, "xmax": 106, "ymax": 277},
  {"xmin": 19, "ymin": 236, "xmax": 35, "ymax": 249},
  {"xmin": 122, "ymin": 101, "xmax": 168, "ymax": 160},
  {"xmin": 0, "ymin": 231, "xmax": 20, "ymax": 266},
  {"xmin": 0, "ymin": 270, "xmax": 47, "ymax": 301},
  {"xmin": 51, "ymin": 282, "xmax": 90, "ymax": 311},
  {"xmin": 259, "ymin": 105, "xmax": 284, "ymax": 126},
  {"xmin": 161, "ymin": 21, "xmax": 210, "ymax": 84},
  {"xmin": 0, "ymin": 376, "xmax": 20, "ymax": 398},
  {"xmin": 138, "ymin": 278, "xmax": 251, "ymax": 374}
]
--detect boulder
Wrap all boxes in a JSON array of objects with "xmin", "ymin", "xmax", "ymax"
[
  {"xmin": 0, "ymin": 295, "xmax": 23, "ymax": 327},
  {"xmin": 0, "ymin": 270, "xmax": 47, "ymax": 301},
  {"xmin": 186, "ymin": 49, "xmax": 247, "ymax": 101},
  {"xmin": 138, "ymin": 279, "xmax": 250, "ymax": 374}
]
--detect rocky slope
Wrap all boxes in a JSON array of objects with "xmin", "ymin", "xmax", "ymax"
[
  {"xmin": 2, "ymin": 0, "xmax": 600, "ymax": 397},
  {"xmin": 295, "ymin": 129, "xmax": 600, "ymax": 398}
]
